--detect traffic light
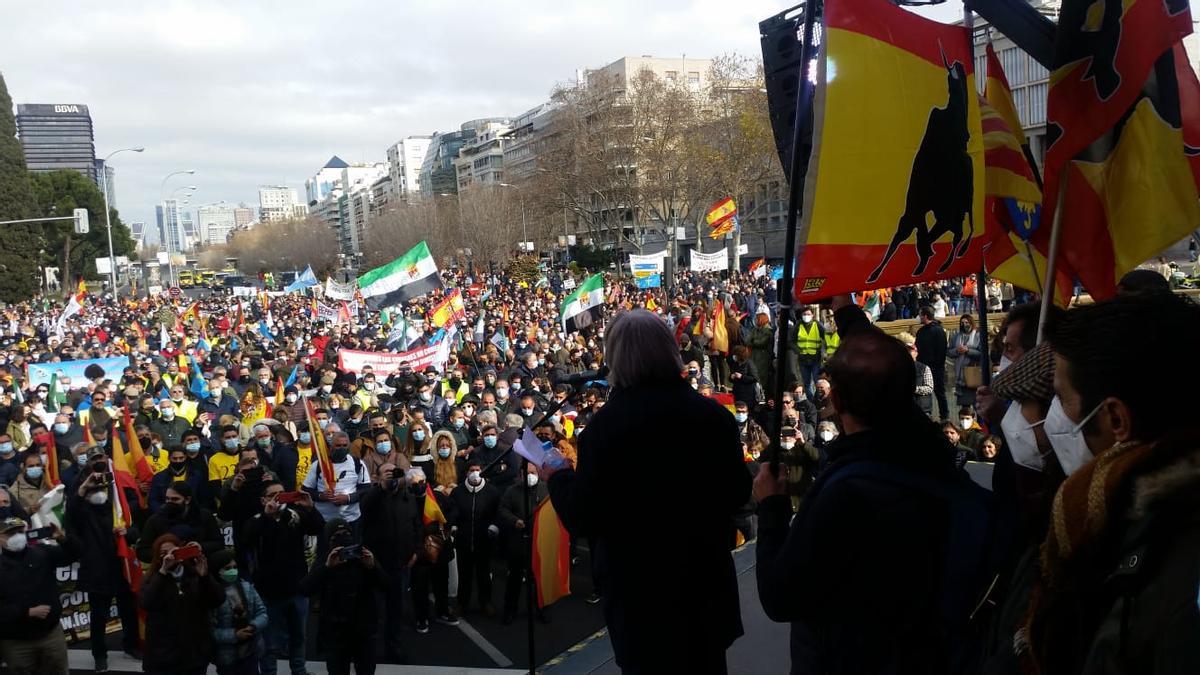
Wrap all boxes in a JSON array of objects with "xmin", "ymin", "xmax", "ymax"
[{"xmin": 73, "ymin": 208, "xmax": 89, "ymax": 234}]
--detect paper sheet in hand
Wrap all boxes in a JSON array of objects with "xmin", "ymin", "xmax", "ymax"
[{"xmin": 514, "ymin": 430, "xmax": 552, "ymax": 468}]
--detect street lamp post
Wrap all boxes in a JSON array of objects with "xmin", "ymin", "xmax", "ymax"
[
  {"xmin": 499, "ymin": 183, "xmax": 528, "ymax": 252},
  {"xmin": 100, "ymin": 147, "xmax": 145, "ymax": 295},
  {"xmin": 160, "ymin": 170, "xmax": 196, "ymax": 289}
]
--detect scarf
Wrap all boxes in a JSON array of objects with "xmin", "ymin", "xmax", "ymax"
[{"xmin": 1019, "ymin": 439, "xmax": 1157, "ymax": 674}]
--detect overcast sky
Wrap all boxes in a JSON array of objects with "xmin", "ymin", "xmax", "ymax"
[{"xmin": 3, "ymin": 0, "xmax": 820, "ymax": 232}]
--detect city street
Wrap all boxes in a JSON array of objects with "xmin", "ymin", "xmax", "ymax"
[{"xmin": 68, "ymin": 543, "xmax": 789, "ymax": 674}]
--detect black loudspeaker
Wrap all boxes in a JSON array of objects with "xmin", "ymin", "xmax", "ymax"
[{"xmin": 758, "ymin": 4, "xmax": 807, "ymax": 182}]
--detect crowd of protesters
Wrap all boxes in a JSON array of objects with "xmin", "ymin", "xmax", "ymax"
[{"xmin": 0, "ymin": 258, "xmax": 1194, "ymax": 675}]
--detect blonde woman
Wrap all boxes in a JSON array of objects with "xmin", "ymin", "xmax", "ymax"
[{"xmin": 430, "ymin": 430, "xmax": 460, "ymax": 494}]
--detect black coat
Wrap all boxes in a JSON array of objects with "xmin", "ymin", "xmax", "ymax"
[
  {"xmin": 300, "ymin": 554, "xmax": 389, "ymax": 642},
  {"xmin": 135, "ymin": 506, "xmax": 225, "ymax": 564},
  {"xmin": 449, "ymin": 482, "xmax": 502, "ymax": 553},
  {"xmin": 728, "ymin": 355, "xmax": 760, "ymax": 406},
  {"xmin": 548, "ymin": 379, "xmax": 750, "ymax": 671},
  {"xmin": 499, "ymin": 480, "xmax": 548, "ymax": 559},
  {"xmin": 916, "ymin": 321, "xmax": 948, "ymax": 381},
  {"xmin": 139, "ymin": 568, "xmax": 225, "ymax": 671},
  {"xmin": 65, "ymin": 491, "xmax": 137, "ymax": 595},
  {"xmin": 241, "ymin": 504, "xmax": 325, "ymax": 601},
  {"xmin": 359, "ymin": 485, "xmax": 421, "ymax": 571},
  {"xmin": 755, "ymin": 419, "xmax": 958, "ymax": 675},
  {"xmin": 0, "ymin": 540, "xmax": 79, "ymax": 639}
]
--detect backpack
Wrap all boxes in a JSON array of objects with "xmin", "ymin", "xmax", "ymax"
[{"xmin": 816, "ymin": 459, "xmax": 998, "ymax": 672}]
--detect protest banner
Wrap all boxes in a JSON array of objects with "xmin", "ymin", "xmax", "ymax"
[
  {"xmin": 690, "ymin": 249, "xmax": 728, "ymax": 273},
  {"xmin": 56, "ymin": 562, "xmax": 121, "ymax": 643},
  {"xmin": 324, "ymin": 276, "xmax": 357, "ymax": 301},
  {"xmin": 28, "ymin": 357, "xmax": 130, "ymax": 389},
  {"xmin": 337, "ymin": 342, "xmax": 448, "ymax": 374}
]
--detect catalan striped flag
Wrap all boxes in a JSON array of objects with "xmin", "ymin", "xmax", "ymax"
[{"xmin": 531, "ymin": 496, "xmax": 571, "ymax": 608}]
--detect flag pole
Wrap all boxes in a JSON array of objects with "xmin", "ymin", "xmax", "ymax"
[
  {"xmin": 1037, "ymin": 176, "xmax": 1067, "ymax": 344},
  {"xmin": 965, "ymin": 3, "xmax": 992, "ymax": 387},
  {"xmin": 523, "ymin": 455, "xmax": 536, "ymax": 675},
  {"xmin": 769, "ymin": 0, "xmax": 821, "ymax": 470}
]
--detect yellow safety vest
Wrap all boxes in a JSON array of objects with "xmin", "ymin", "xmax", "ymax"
[
  {"xmin": 823, "ymin": 331, "xmax": 840, "ymax": 358},
  {"xmin": 795, "ymin": 322, "xmax": 821, "ymax": 356}
]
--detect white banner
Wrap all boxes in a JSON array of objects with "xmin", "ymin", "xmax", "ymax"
[
  {"xmin": 337, "ymin": 343, "xmax": 448, "ymax": 375},
  {"xmin": 628, "ymin": 251, "xmax": 667, "ymax": 277},
  {"xmin": 690, "ymin": 249, "xmax": 728, "ymax": 273},
  {"xmin": 231, "ymin": 286, "xmax": 257, "ymax": 297},
  {"xmin": 325, "ymin": 277, "xmax": 357, "ymax": 301}
]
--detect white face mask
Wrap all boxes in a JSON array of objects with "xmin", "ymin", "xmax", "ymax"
[
  {"xmin": 820, "ymin": 430, "xmax": 835, "ymax": 442},
  {"xmin": 1043, "ymin": 396, "xmax": 1101, "ymax": 476},
  {"xmin": 526, "ymin": 473, "xmax": 539, "ymax": 487},
  {"xmin": 467, "ymin": 470, "xmax": 482, "ymax": 486},
  {"xmin": 4, "ymin": 532, "xmax": 27, "ymax": 552},
  {"xmin": 285, "ymin": 393, "xmax": 297, "ymax": 404},
  {"xmin": 1000, "ymin": 402, "xmax": 1047, "ymax": 471},
  {"xmin": 87, "ymin": 490, "xmax": 110, "ymax": 506},
  {"xmin": 960, "ymin": 418, "xmax": 974, "ymax": 430},
  {"xmin": 996, "ymin": 355, "xmax": 1013, "ymax": 373}
]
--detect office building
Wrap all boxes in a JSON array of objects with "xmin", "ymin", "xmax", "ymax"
[
  {"xmin": 129, "ymin": 222, "xmax": 148, "ymax": 249},
  {"xmin": 258, "ymin": 185, "xmax": 302, "ymax": 223},
  {"xmin": 502, "ymin": 102, "xmax": 559, "ymax": 181},
  {"xmin": 94, "ymin": 159, "xmax": 116, "ymax": 208},
  {"xmin": 454, "ymin": 118, "xmax": 512, "ymax": 192},
  {"xmin": 385, "ymin": 136, "xmax": 433, "ymax": 203},
  {"xmin": 305, "ymin": 156, "xmax": 349, "ymax": 205},
  {"xmin": 336, "ymin": 163, "xmax": 388, "ymax": 255},
  {"xmin": 233, "ymin": 204, "xmax": 255, "ymax": 227},
  {"xmin": 418, "ymin": 127, "xmax": 477, "ymax": 197},
  {"xmin": 196, "ymin": 202, "xmax": 238, "ymax": 246},
  {"xmin": 156, "ymin": 199, "xmax": 189, "ymax": 254},
  {"xmin": 15, "ymin": 104, "xmax": 97, "ymax": 181}
]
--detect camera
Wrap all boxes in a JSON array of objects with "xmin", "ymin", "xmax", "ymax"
[
  {"xmin": 241, "ymin": 466, "xmax": 264, "ymax": 483},
  {"xmin": 338, "ymin": 544, "xmax": 362, "ymax": 561}
]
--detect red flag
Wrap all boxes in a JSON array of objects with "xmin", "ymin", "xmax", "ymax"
[
  {"xmin": 121, "ymin": 408, "xmax": 155, "ymax": 488},
  {"xmin": 36, "ymin": 432, "xmax": 60, "ymax": 487}
]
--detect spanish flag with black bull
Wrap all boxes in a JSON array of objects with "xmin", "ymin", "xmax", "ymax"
[{"xmin": 793, "ymin": 0, "xmax": 988, "ymax": 299}]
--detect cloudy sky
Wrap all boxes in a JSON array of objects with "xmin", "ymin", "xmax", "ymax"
[{"xmin": 2, "ymin": 1, "xmax": 967, "ymax": 234}]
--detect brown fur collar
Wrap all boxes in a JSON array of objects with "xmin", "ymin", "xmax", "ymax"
[{"xmin": 1129, "ymin": 438, "xmax": 1200, "ymax": 521}]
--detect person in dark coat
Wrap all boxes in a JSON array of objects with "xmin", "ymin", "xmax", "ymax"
[
  {"xmin": 300, "ymin": 519, "xmax": 389, "ymax": 675},
  {"xmin": 449, "ymin": 460, "xmax": 501, "ymax": 616},
  {"xmin": 241, "ymin": 480, "xmax": 324, "ymax": 675},
  {"xmin": 148, "ymin": 447, "xmax": 208, "ymax": 514},
  {"xmin": 140, "ymin": 533, "xmax": 225, "ymax": 675},
  {"xmin": 405, "ymin": 467, "xmax": 458, "ymax": 632},
  {"xmin": 915, "ymin": 305, "xmax": 949, "ymax": 419},
  {"xmin": 499, "ymin": 462, "xmax": 550, "ymax": 625},
  {"xmin": 0, "ymin": 518, "xmax": 79, "ymax": 674},
  {"xmin": 136, "ymin": 482, "xmax": 224, "ymax": 564},
  {"xmin": 65, "ymin": 453, "xmax": 142, "ymax": 672},
  {"xmin": 754, "ymin": 298, "xmax": 965, "ymax": 675},
  {"xmin": 546, "ymin": 310, "xmax": 751, "ymax": 674},
  {"xmin": 728, "ymin": 345, "xmax": 760, "ymax": 407},
  {"xmin": 359, "ymin": 464, "xmax": 420, "ymax": 662}
]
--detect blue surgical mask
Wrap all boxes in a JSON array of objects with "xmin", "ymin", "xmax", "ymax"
[
  {"xmin": 256, "ymin": 438, "xmax": 271, "ymax": 449},
  {"xmin": 77, "ymin": 453, "xmax": 89, "ymax": 466},
  {"xmin": 376, "ymin": 441, "xmax": 391, "ymax": 454},
  {"xmin": 26, "ymin": 466, "xmax": 43, "ymax": 480},
  {"xmin": 453, "ymin": 419, "xmax": 465, "ymax": 430},
  {"xmin": 438, "ymin": 448, "xmax": 452, "ymax": 459},
  {"xmin": 299, "ymin": 432, "xmax": 311, "ymax": 444},
  {"xmin": 54, "ymin": 423, "xmax": 69, "ymax": 435},
  {"xmin": 185, "ymin": 442, "xmax": 201, "ymax": 454},
  {"xmin": 223, "ymin": 438, "xmax": 239, "ymax": 450},
  {"xmin": 483, "ymin": 436, "xmax": 497, "ymax": 449},
  {"xmin": 412, "ymin": 430, "xmax": 426, "ymax": 442},
  {"xmin": 735, "ymin": 412, "xmax": 748, "ymax": 424},
  {"xmin": 0, "ymin": 443, "xmax": 12, "ymax": 455}
]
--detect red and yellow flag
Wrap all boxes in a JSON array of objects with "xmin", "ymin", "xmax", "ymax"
[
  {"xmin": 303, "ymin": 398, "xmax": 337, "ymax": 490},
  {"xmin": 120, "ymin": 408, "xmax": 156, "ymax": 488},
  {"xmin": 422, "ymin": 484, "xmax": 446, "ymax": 525},
  {"xmin": 531, "ymin": 496, "xmax": 570, "ymax": 608},
  {"xmin": 429, "ymin": 288, "xmax": 466, "ymax": 328},
  {"xmin": 109, "ymin": 422, "xmax": 148, "ymax": 508},
  {"xmin": 984, "ymin": 43, "xmax": 1026, "ymax": 149},
  {"xmin": 706, "ymin": 197, "xmax": 736, "ymax": 228},
  {"xmin": 793, "ymin": 0, "xmax": 986, "ymax": 299},
  {"xmin": 1037, "ymin": 0, "xmax": 1198, "ymax": 299},
  {"xmin": 710, "ymin": 300, "xmax": 729, "ymax": 355}
]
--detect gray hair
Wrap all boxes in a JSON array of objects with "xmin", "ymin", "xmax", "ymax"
[
  {"xmin": 605, "ymin": 309, "xmax": 684, "ymax": 390},
  {"xmin": 477, "ymin": 410, "xmax": 498, "ymax": 427}
]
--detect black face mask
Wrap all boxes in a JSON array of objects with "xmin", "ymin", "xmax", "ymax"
[
  {"xmin": 409, "ymin": 483, "xmax": 426, "ymax": 496},
  {"xmin": 330, "ymin": 534, "xmax": 353, "ymax": 549},
  {"xmin": 169, "ymin": 463, "xmax": 187, "ymax": 476},
  {"xmin": 162, "ymin": 502, "xmax": 185, "ymax": 518},
  {"xmin": 331, "ymin": 448, "xmax": 349, "ymax": 462}
]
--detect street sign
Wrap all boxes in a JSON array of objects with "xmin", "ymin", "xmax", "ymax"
[
  {"xmin": 169, "ymin": 286, "xmax": 182, "ymax": 298},
  {"xmin": 73, "ymin": 208, "xmax": 89, "ymax": 234}
]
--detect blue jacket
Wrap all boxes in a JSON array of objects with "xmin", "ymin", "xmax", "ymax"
[{"xmin": 210, "ymin": 579, "xmax": 268, "ymax": 666}]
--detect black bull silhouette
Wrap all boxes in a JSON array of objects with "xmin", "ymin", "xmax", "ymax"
[{"xmin": 867, "ymin": 55, "xmax": 974, "ymax": 284}]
